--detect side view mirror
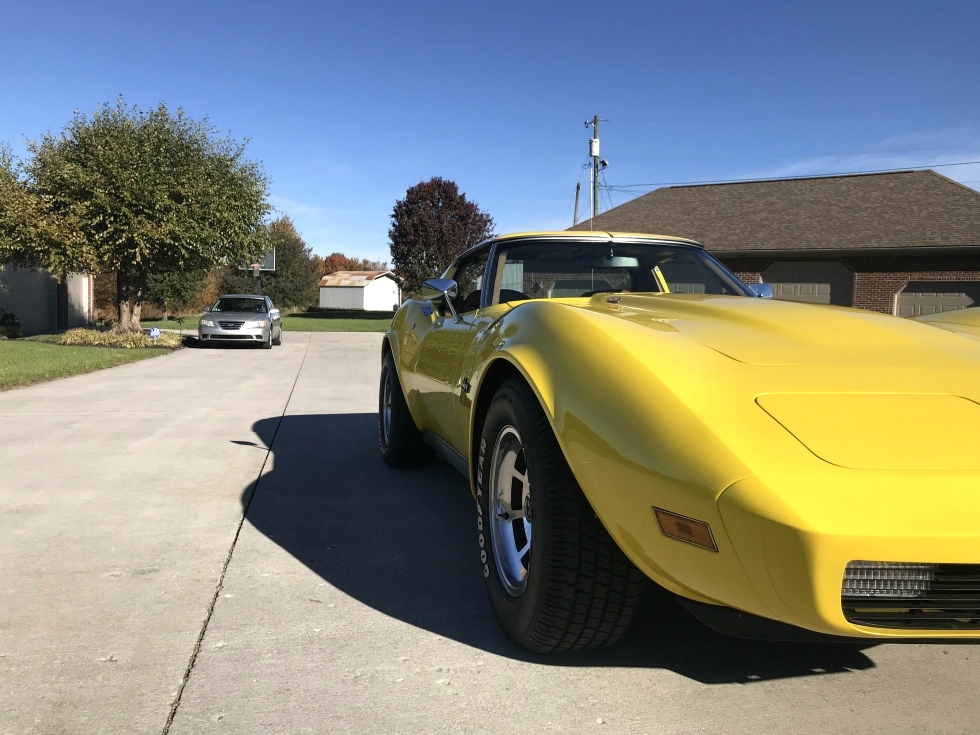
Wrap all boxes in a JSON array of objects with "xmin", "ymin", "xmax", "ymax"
[
  {"xmin": 749, "ymin": 283, "xmax": 773, "ymax": 299},
  {"xmin": 422, "ymin": 278, "xmax": 461, "ymax": 322}
]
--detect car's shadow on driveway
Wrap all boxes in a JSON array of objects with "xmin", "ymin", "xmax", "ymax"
[{"xmin": 242, "ymin": 412, "xmax": 878, "ymax": 684}]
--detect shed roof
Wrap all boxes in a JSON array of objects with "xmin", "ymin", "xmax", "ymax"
[
  {"xmin": 569, "ymin": 170, "xmax": 980, "ymax": 253},
  {"xmin": 318, "ymin": 271, "xmax": 398, "ymax": 288}
]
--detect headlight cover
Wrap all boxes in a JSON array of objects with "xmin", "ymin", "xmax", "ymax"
[
  {"xmin": 249, "ymin": 319, "xmax": 269, "ymax": 327},
  {"xmin": 200, "ymin": 319, "xmax": 215, "ymax": 327}
]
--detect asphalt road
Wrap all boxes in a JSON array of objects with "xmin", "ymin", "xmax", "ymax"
[{"xmin": 1, "ymin": 332, "xmax": 978, "ymax": 735}]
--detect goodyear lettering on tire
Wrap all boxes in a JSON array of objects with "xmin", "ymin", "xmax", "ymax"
[{"xmin": 477, "ymin": 436, "xmax": 489, "ymax": 578}]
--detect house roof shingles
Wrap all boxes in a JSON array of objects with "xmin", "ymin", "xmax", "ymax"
[{"xmin": 569, "ymin": 170, "xmax": 980, "ymax": 253}]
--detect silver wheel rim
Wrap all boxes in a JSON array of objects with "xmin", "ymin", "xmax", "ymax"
[
  {"xmin": 489, "ymin": 425, "xmax": 531, "ymax": 597},
  {"xmin": 381, "ymin": 366, "xmax": 393, "ymax": 446}
]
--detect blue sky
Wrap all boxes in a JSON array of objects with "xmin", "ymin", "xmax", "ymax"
[{"xmin": 2, "ymin": 0, "xmax": 978, "ymax": 263}]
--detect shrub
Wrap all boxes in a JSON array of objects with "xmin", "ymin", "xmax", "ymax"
[
  {"xmin": 59, "ymin": 328, "xmax": 183, "ymax": 349},
  {"xmin": 0, "ymin": 311, "xmax": 21, "ymax": 339}
]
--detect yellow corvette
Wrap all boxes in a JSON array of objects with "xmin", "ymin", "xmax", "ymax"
[{"xmin": 380, "ymin": 232, "xmax": 980, "ymax": 652}]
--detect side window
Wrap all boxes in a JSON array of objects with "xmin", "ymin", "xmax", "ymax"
[{"xmin": 450, "ymin": 253, "xmax": 490, "ymax": 313}]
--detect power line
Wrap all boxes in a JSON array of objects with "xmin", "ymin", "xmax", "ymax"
[
  {"xmin": 623, "ymin": 146, "xmax": 977, "ymax": 161},
  {"xmin": 609, "ymin": 102, "xmax": 979, "ymax": 125},
  {"xmin": 602, "ymin": 160, "xmax": 980, "ymax": 192}
]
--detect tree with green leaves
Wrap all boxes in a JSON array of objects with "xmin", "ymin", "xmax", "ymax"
[
  {"xmin": 388, "ymin": 177, "xmax": 494, "ymax": 295},
  {"xmin": 0, "ymin": 100, "xmax": 270, "ymax": 331},
  {"xmin": 261, "ymin": 217, "xmax": 319, "ymax": 307},
  {"xmin": 1, "ymin": 145, "xmax": 84, "ymax": 273},
  {"xmin": 216, "ymin": 216, "xmax": 319, "ymax": 308},
  {"xmin": 146, "ymin": 267, "xmax": 209, "ymax": 320}
]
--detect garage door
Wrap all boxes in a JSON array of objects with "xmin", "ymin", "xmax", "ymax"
[
  {"xmin": 0, "ymin": 264, "xmax": 57, "ymax": 333},
  {"xmin": 895, "ymin": 282, "xmax": 980, "ymax": 317},
  {"xmin": 761, "ymin": 262, "xmax": 854, "ymax": 306},
  {"xmin": 769, "ymin": 282, "xmax": 831, "ymax": 304}
]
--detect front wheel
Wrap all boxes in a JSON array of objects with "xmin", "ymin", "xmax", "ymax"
[
  {"xmin": 477, "ymin": 378, "xmax": 644, "ymax": 652},
  {"xmin": 272, "ymin": 326, "xmax": 282, "ymax": 346},
  {"xmin": 379, "ymin": 351, "xmax": 435, "ymax": 468}
]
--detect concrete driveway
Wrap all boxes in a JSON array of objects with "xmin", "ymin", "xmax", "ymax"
[{"xmin": 1, "ymin": 333, "xmax": 978, "ymax": 735}]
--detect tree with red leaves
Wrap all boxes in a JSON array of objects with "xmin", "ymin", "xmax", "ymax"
[{"xmin": 388, "ymin": 177, "xmax": 494, "ymax": 295}]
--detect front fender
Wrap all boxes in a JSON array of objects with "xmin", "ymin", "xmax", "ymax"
[
  {"xmin": 464, "ymin": 301, "xmax": 768, "ymax": 609},
  {"xmin": 385, "ymin": 299, "xmax": 437, "ymax": 431}
]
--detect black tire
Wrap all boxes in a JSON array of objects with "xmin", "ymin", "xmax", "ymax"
[
  {"xmin": 262, "ymin": 330, "xmax": 273, "ymax": 349},
  {"xmin": 477, "ymin": 378, "xmax": 644, "ymax": 652},
  {"xmin": 272, "ymin": 327, "xmax": 282, "ymax": 346},
  {"xmin": 379, "ymin": 350, "xmax": 436, "ymax": 468}
]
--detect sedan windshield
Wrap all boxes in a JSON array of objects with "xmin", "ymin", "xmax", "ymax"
[
  {"xmin": 211, "ymin": 298, "xmax": 267, "ymax": 313},
  {"xmin": 488, "ymin": 240, "xmax": 752, "ymax": 304}
]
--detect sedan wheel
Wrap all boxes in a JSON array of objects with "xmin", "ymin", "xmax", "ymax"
[{"xmin": 477, "ymin": 377, "xmax": 644, "ymax": 652}]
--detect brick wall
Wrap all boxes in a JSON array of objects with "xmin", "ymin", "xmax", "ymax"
[{"xmin": 846, "ymin": 254, "xmax": 980, "ymax": 313}]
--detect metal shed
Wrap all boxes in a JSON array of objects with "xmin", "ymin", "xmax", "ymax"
[{"xmin": 318, "ymin": 271, "xmax": 401, "ymax": 312}]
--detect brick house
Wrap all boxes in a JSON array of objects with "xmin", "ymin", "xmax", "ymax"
[{"xmin": 569, "ymin": 170, "xmax": 980, "ymax": 315}]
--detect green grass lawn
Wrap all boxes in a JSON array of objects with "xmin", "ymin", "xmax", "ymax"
[
  {"xmin": 0, "ymin": 338, "xmax": 167, "ymax": 391},
  {"xmin": 281, "ymin": 311, "xmax": 392, "ymax": 332},
  {"xmin": 143, "ymin": 310, "xmax": 393, "ymax": 333}
]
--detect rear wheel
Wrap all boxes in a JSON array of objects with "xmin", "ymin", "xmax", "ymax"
[
  {"xmin": 477, "ymin": 378, "xmax": 644, "ymax": 652},
  {"xmin": 379, "ymin": 351, "xmax": 436, "ymax": 468}
]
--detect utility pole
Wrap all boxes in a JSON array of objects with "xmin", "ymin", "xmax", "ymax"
[
  {"xmin": 573, "ymin": 182, "xmax": 581, "ymax": 225},
  {"xmin": 589, "ymin": 115, "xmax": 600, "ymax": 220},
  {"xmin": 585, "ymin": 116, "xmax": 607, "ymax": 225}
]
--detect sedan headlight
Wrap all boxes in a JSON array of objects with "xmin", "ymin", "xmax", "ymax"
[
  {"xmin": 249, "ymin": 319, "xmax": 268, "ymax": 327},
  {"xmin": 200, "ymin": 319, "xmax": 215, "ymax": 327}
]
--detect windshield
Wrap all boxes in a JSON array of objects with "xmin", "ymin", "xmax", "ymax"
[
  {"xmin": 488, "ymin": 240, "xmax": 752, "ymax": 304},
  {"xmin": 211, "ymin": 297, "xmax": 267, "ymax": 313}
]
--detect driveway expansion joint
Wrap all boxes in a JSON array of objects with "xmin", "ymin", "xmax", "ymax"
[{"xmin": 160, "ymin": 335, "xmax": 312, "ymax": 735}]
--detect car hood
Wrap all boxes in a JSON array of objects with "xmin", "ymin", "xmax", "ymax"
[
  {"xmin": 912, "ymin": 306, "xmax": 980, "ymax": 339},
  {"xmin": 539, "ymin": 294, "xmax": 980, "ymax": 472},
  {"xmin": 205, "ymin": 311, "xmax": 268, "ymax": 321},
  {"xmin": 570, "ymin": 293, "xmax": 979, "ymax": 368}
]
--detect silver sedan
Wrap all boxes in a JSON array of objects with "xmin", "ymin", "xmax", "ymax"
[{"xmin": 198, "ymin": 294, "xmax": 283, "ymax": 348}]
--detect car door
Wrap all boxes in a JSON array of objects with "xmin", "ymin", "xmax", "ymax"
[{"xmin": 409, "ymin": 249, "xmax": 490, "ymax": 455}]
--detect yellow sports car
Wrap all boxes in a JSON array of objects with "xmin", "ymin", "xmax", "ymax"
[{"xmin": 379, "ymin": 232, "xmax": 980, "ymax": 652}]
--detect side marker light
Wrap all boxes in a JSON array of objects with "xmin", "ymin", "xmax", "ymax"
[{"xmin": 653, "ymin": 507, "xmax": 718, "ymax": 552}]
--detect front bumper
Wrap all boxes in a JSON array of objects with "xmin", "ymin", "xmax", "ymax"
[
  {"xmin": 715, "ymin": 475, "xmax": 980, "ymax": 638},
  {"xmin": 199, "ymin": 323, "xmax": 270, "ymax": 343}
]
